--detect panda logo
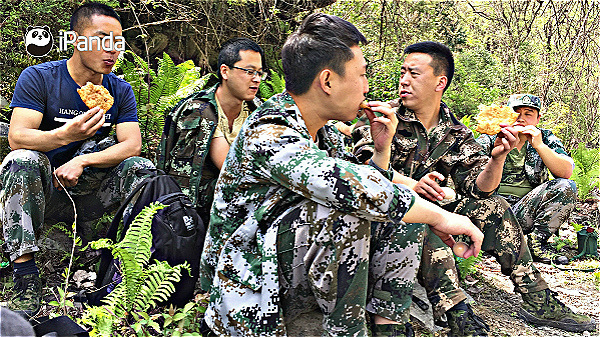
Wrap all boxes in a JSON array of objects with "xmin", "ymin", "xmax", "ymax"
[{"xmin": 24, "ymin": 26, "xmax": 54, "ymax": 57}]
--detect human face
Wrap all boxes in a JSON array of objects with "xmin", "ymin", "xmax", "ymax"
[
  {"xmin": 399, "ymin": 53, "xmax": 444, "ymax": 111},
  {"xmin": 328, "ymin": 45, "xmax": 369, "ymax": 122},
  {"xmin": 222, "ymin": 50, "xmax": 263, "ymax": 101},
  {"xmin": 76, "ymin": 15, "xmax": 122, "ymax": 75},
  {"xmin": 514, "ymin": 106, "xmax": 540, "ymax": 127}
]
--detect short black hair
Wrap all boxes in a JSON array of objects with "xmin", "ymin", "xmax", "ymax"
[
  {"xmin": 217, "ymin": 38, "xmax": 265, "ymax": 81},
  {"xmin": 282, "ymin": 13, "xmax": 367, "ymax": 95},
  {"xmin": 70, "ymin": 2, "xmax": 121, "ymax": 33},
  {"xmin": 404, "ymin": 41, "xmax": 454, "ymax": 91}
]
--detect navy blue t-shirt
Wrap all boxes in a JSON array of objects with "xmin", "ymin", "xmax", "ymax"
[{"xmin": 10, "ymin": 59, "xmax": 138, "ymax": 167}]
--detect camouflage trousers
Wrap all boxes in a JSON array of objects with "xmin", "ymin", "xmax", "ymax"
[
  {"xmin": 416, "ymin": 195, "xmax": 548, "ymax": 319},
  {"xmin": 277, "ymin": 199, "xmax": 425, "ymax": 336},
  {"xmin": 501, "ymin": 178, "xmax": 577, "ymax": 256},
  {"xmin": 0, "ymin": 144, "xmax": 154, "ymax": 261}
]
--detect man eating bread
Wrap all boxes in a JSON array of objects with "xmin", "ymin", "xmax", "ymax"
[
  {"xmin": 476, "ymin": 94, "xmax": 577, "ymax": 265},
  {"xmin": 352, "ymin": 41, "xmax": 595, "ymax": 335},
  {"xmin": 1, "ymin": 2, "xmax": 154, "ymax": 317}
]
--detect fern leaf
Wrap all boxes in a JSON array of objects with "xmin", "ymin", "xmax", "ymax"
[{"xmin": 133, "ymin": 261, "xmax": 186, "ymax": 311}]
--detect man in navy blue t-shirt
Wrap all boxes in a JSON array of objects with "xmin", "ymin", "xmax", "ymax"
[{"xmin": 0, "ymin": 2, "xmax": 154, "ymax": 317}]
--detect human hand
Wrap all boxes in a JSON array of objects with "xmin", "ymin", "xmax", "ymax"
[
  {"xmin": 365, "ymin": 102, "xmax": 398, "ymax": 154},
  {"xmin": 429, "ymin": 212, "xmax": 483, "ymax": 259},
  {"xmin": 519, "ymin": 125, "xmax": 542, "ymax": 148},
  {"xmin": 53, "ymin": 157, "xmax": 85, "ymax": 189},
  {"xmin": 491, "ymin": 123, "xmax": 518, "ymax": 158},
  {"xmin": 58, "ymin": 107, "xmax": 105, "ymax": 143},
  {"xmin": 414, "ymin": 171, "xmax": 446, "ymax": 201}
]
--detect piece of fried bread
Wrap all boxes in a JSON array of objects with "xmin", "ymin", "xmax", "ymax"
[
  {"xmin": 77, "ymin": 82, "xmax": 114, "ymax": 112},
  {"xmin": 475, "ymin": 104, "xmax": 519, "ymax": 135}
]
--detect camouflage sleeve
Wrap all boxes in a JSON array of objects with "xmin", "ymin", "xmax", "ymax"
[
  {"xmin": 475, "ymin": 134, "xmax": 495, "ymax": 156},
  {"xmin": 351, "ymin": 124, "xmax": 375, "ymax": 164},
  {"xmin": 451, "ymin": 135, "xmax": 494, "ymax": 199},
  {"xmin": 245, "ymin": 118, "xmax": 414, "ymax": 224},
  {"xmin": 542, "ymin": 129, "xmax": 569, "ymax": 157}
]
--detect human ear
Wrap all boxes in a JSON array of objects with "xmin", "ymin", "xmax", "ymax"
[
  {"xmin": 220, "ymin": 64, "xmax": 229, "ymax": 80},
  {"xmin": 436, "ymin": 75, "xmax": 448, "ymax": 92},
  {"xmin": 319, "ymin": 69, "xmax": 333, "ymax": 94}
]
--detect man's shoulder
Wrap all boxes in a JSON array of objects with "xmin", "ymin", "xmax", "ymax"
[
  {"xmin": 26, "ymin": 59, "xmax": 66, "ymax": 73},
  {"xmin": 105, "ymin": 72, "xmax": 133, "ymax": 90},
  {"xmin": 19, "ymin": 60, "xmax": 66, "ymax": 81}
]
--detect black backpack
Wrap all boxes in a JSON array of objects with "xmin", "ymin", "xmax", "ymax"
[{"xmin": 87, "ymin": 170, "xmax": 205, "ymax": 307}]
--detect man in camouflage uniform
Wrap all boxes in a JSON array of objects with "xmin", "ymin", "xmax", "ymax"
[
  {"xmin": 0, "ymin": 3, "xmax": 154, "ymax": 317},
  {"xmin": 353, "ymin": 42, "xmax": 595, "ymax": 335},
  {"xmin": 199, "ymin": 14, "xmax": 485, "ymax": 337},
  {"xmin": 476, "ymin": 94, "xmax": 577, "ymax": 264},
  {"xmin": 157, "ymin": 38, "xmax": 264, "ymax": 224}
]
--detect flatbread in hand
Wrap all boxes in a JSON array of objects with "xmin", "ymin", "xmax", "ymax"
[
  {"xmin": 77, "ymin": 82, "xmax": 114, "ymax": 112},
  {"xmin": 475, "ymin": 104, "xmax": 519, "ymax": 135}
]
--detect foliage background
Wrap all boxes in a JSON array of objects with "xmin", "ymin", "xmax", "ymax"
[{"xmin": 1, "ymin": 0, "xmax": 599, "ymax": 151}]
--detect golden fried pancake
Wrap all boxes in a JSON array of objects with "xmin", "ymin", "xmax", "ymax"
[
  {"xmin": 77, "ymin": 82, "xmax": 114, "ymax": 112},
  {"xmin": 475, "ymin": 104, "xmax": 519, "ymax": 135}
]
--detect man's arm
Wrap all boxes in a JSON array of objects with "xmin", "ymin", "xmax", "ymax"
[
  {"xmin": 523, "ymin": 126, "xmax": 573, "ymax": 179},
  {"xmin": 53, "ymin": 121, "xmax": 142, "ymax": 188},
  {"xmin": 402, "ymin": 194, "xmax": 483, "ymax": 258},
  {"xmin": 8, "ymin": 106, "xmax": 105, "ymax": 152},
  {"xmin": 476, "ymin": 125, "xmax": 519, "ymax": 192}
]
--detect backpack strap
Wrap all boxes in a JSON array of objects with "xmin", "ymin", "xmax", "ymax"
[{"xmin": 93, "ymin": 169, "xmax": 158, "ymax": 292}]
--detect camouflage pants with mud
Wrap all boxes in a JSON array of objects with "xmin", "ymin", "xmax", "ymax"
[
  {"xmin": 0, "ymin": 143, "xmax": 155, "ymax": 262},
  {"xmin": 277, "ymin": 199, "xmax": 425, "ymax": 336},
  {"xmin": 417, "ymin": 195, "xmax": 549, "ymax": 319},
  {"xmin": 501, "ymin": 178, "xmax": 577, "ymax": 258}
]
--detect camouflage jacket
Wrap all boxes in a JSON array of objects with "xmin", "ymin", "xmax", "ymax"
[
  {"xmin": 156, "ymin": 84, "xmax": 258, "ymax": 219},
  {"xmin": 476, "ymin": 128, "xmax": 569, "ymax": 186},
  {"xmin": 353, "ymin": 100, "xmax": 492, "ymax": 199},
  {"xmin": 199, "ymin": 92, "xmax": 415, "ymax": 336}
]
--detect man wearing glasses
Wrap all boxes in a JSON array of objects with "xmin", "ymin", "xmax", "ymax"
[{"xmin": 157, "ymin": 37, "xmax": 265, "ymax": 223}]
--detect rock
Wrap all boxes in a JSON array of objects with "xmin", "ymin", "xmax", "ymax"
[{"xmin": 73, "ymin": 270, "xmax": 96, "ymax": 288}]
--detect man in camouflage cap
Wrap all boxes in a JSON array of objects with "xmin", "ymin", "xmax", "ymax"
[
  {"xmin": 0, "ymin": 2, "xmax": 154, "ymax": 317},
  {"xmin": 476, "ymin": 94, "xmax": 577, "ymax": 264},
  {"xmin": 353, "ymin": 42, "xmax": 595, "ymax": 334},
  {"xmin": 199, "ymin": 14, "xmax": 484, "ymax": 337}
]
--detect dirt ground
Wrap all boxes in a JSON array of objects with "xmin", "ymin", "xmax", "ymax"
[{"xmin": 413, "ymin": 198, "xmax": 600, "ymax": 337}]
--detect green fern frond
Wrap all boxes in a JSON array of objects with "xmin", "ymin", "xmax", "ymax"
[
  {"xmin": 88, "ymin": 238, "xmax": 114, "ymax": 250},
  {"xmin": 133, "ymin": 261, "xmax": 187, "ymax": 311}
]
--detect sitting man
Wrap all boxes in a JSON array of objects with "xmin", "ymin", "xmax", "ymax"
[
  {"xmin": 477, "ymin": 94, "xmax": 577, "ymax": 263},
  {"xmin": 0, "ymin": 2, "xmax": 154, "ymax": 317},
  {"xmin": 199, "ymin": 13, "xmax": 484, "ymax": 337},
  {"xmin": 157, "ymin": 37, "xmax": 265, "ymax": 224},
  {"xmin": 353, "ymin": 42, "xmax": 595, "ymax": 334}
]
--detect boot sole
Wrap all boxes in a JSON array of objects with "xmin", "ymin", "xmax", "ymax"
[{"xmin": 519, "ymin": 308, "xmax": 597, "ymax": 332}]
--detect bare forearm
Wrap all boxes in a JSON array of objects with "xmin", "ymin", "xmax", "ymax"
[
  {"xmin": 9, "ymin": 128, "xmax": 69, "ymax": 152},
  {"xmin": 392, "ymin": 170, "xmax": 418, "ymax": 190},
  {"xmin": 402, "ymin": 194, "xmax": 447, "ymax": 224},
  {"xmin": 77, "ymin": 140, "xmax": 141, "ymax": 169},
  {"xmin": 535, "ymin": 144, "xmax": 574, "ymax": 178},
  {"xmin": 476, "ymin": 156, "xmax": 505, "ymax": 192}
]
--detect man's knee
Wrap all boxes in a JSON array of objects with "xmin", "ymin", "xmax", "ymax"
[
  {"xmin": 119, "ymin": 156, "xmax": 155, "ymax": 172},
  {"xmin": 1, "ymin": 149, "xmax": 49, "ymax": 171},
  {"xmin": 1, "ymin": 150, "xmax": 51, "ymax": 189},
  {"xmin": 548, "ymin": 178, "xmax": 577, "ymax": 201}
]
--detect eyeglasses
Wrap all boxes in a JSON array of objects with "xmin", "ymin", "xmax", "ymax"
[{"xmin": 229, "ymin": 65, "xmax": 268, "ymax": 80}]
